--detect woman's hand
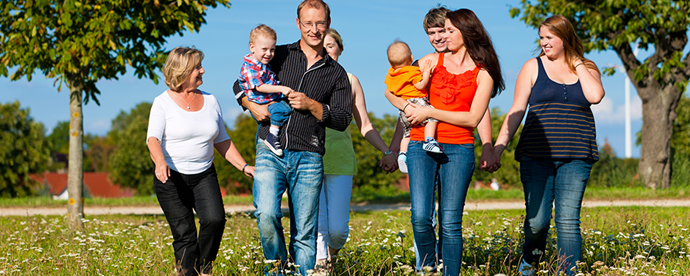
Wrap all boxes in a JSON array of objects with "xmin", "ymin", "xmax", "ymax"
[
  {"xmin": 243, "ymin": 165, "xmax": 255, "ymax": 178},
  {"xmin": 405, "ymin": 102, "xmax": 432, "ymax": 125},
  {"xmin": 155, "ymin": 162, "xmax": 170, "ymax": 183},
  {"xmin": 479, "ymin": 145, "xmax": 496, "ymax": 173},
  {"xmin": 380, "ymin": 153, "xmax": 398, "ymax": 173}
]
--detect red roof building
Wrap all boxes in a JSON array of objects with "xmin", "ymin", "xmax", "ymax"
[{"xmin": 32, "ymin": 172, "xmax": 136, "ymax": 199}]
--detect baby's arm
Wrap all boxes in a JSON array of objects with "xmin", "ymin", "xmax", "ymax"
[
  {"xmin": 413, "ymin": 59, "xmax": 433, "ymax": 90},
  {"xmin": 256, "ymin": 84, "xmax": 293, "ymax": 96}
]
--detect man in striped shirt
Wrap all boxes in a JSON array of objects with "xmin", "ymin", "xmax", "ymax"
[{"xmin": 232, "ymin": 1, "xmax": 352, "ymax": 274}]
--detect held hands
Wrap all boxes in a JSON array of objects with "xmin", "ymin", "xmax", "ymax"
[
  {"xmin": 155, "ymin": 163, "xmax": 171, "ymax": 183},
  {"xmin": 380, "ymin": 153, "xmax": 398, "ymax": 174},
  {"xmin": 281, "ymin": 87, "xmax": 294, "ymax": 96}
]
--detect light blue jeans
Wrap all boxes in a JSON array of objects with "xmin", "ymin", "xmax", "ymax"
[
  {"xmin": 520, "ymin": 156, "xmax": 593, "ymax": 276},
  {"xmin": 253, "ymin": 140, "xmax": 323, "ymax": 276},
  {"xmin": 408, "ymin": 141, "xmax": 475, "ymax": 276}
]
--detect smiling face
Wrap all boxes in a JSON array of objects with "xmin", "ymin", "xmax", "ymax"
[
  {"xmin": 427, "ymin": 26, "xmax": 448, "ymax": 53},
  {"xmin": 297, "ymin": 7, "xmax": 329, "ymax": 49},
  {"xmin": 182, "ymin": 63, "xmax": 204, "ymax": 90},
  {"xmin": 444, "ymin": 18, "xmax": 464, "ymax": 52},
  {"xmin": 539, "ymin": 26, "xmax": 564, "ymax": 59},
  {"xmin": 324, "ymin": 34, "xmax": 342, "ymax": 61},
  {"xmin": 249, "ymin": 35, "xmax": 276, "ymax": 65}
]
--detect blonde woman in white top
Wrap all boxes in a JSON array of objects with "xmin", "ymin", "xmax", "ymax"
[{"xmin": 147, "ymin": 47, "xmax": 254, "ymax": 276}]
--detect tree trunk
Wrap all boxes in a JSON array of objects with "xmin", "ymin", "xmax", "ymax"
[
  {"xmin": 67, "ymin": 78, "xmax": 84, "ymax": 230},
  {"xmin": 637, "ymin": 84, "xmax": 680, "ymax": 189}
]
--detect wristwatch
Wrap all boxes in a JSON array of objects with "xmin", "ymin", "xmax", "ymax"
[{"xmin": 383, "ymin": 150, "xmax": 393, "ymax": 156}]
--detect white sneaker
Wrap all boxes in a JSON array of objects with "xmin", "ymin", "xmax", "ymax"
[
  {"xmin": 518, "ymin": 259, "xmax": 533, "ymax": 276},
  {"xmin": 397, "ymin": 152, "xmax": 408, "ymax": 174}
]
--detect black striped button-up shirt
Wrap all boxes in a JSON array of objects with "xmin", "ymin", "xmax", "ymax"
[{"xmin": 233, "ymin": 41, "xmax": 353, "ymax": 155}]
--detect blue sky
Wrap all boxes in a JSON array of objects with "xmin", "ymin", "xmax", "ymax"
[{"xmin": 1, "ymin": 0, "xmax": 651, "ymax": 157}]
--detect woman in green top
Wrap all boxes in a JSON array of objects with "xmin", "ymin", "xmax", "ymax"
[{"xmin": 315, "ymin": 28, "xmax": 398, "ymax": 270}]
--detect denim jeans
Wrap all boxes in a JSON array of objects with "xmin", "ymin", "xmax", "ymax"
[
  {"xmin": 253, "ymin": 140, "xmax": 323, "ymax": 276},
  {"xmin": 413, "ymin": 175, "xmax": 442, "ymax": 269},
  {"xmin": 316, "ymin": 174, "xmax": 353, "ymax": 260},
  {"xmin": 155, "ymin": 164, "xmax": 226, "ymax": 276},
  {"xmin": 268, "ymin": 100, "xmax": 291, "ymax": 127},
  {"xmin": 520, "ymin": 157, "xmax": 593, "ymax": 276},
  {"xmin": 408, "ymin": 141, "xmax": 474, "ymax": 276}
]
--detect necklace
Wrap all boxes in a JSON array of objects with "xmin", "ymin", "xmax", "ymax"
[{"xmin": 179, "ymin": 92, "xmax": 196, "ymax": 109}]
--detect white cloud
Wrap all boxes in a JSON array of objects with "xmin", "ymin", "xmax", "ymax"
[{"xmin": 591, "ymin": 96, "xmax": 642, "ymax": 125}]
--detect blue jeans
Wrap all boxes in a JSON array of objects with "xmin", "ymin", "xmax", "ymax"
[
  {"xmin": 253, "ymin": 140, "xmax": 323, "ymax": 276},
  {"xmin": 267, "ymin": 100, "xmax": 291, "ymax": 127},
  {"xmin": 155, "ymin": 164, "xmax": 226, "ymax": 276},
  {"xmin": 520, "ymin": 157, "xmax": 593, "ymax": 276},
  {"xmin": 413, "ymin": 175, "xmax": 442, "ymax": 269},
  {"xmin": 408, "ymin": 141, "xmax": 474, "ymax": 276}
]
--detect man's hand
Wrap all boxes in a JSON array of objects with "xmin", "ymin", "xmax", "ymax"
[
  {"xmin": 288, "ymin": 91, "xmax": 323, "ymax": 120},
  {"xmin": 242, "ymin": 97, "xmax": 270, "ymax": 122}
]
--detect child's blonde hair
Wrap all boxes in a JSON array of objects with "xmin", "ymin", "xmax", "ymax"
[
  {"xmin": 387, "ymin": 40, "xmax": 412, "ymax": 68},
  {"xmin": 249, "ymin": 24, "xmax": 277, "ymax": 45}
]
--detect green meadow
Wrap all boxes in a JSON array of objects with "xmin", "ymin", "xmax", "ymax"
[{"xmin": 1, "ymin": 205, "xmax": 688, "ymax": 275}]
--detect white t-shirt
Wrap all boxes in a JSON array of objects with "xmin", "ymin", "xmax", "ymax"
[{"xmin": 146, "ymin": 90, "xmax": 231, "ymax": 174}]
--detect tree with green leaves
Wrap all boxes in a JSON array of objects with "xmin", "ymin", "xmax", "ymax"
[
  {"xmin": 215, "ymin": 113, "xmax": 257, "ymax": 194},
  {"xmin": 510, "ymin": 0, "xmax": 690, "ymax": 189},
  {"xmin": 0, "ymin": 101, "xmax": 51, "ymax": 197},
  {"xmin": 0, "ymin": 0, "xmax": 231, "ymax": 228},
  {"xmin": 108, "ymin": 102, "xmax": 154, "ymax": 195}
]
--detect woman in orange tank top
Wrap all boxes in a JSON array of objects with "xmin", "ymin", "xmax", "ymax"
[{"xmin": 386, "ymin": 9, "xmax": 505, "ymax": 276}]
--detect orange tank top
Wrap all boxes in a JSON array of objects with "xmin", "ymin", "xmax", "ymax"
[{"xmin": 410, "ymin": 53, "xmax": 481, "ymax": 144}]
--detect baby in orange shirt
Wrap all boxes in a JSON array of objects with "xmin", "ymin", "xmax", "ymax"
[{"xmin": 384, "ymin": 40, "xmax": 440, "ymax": 173}]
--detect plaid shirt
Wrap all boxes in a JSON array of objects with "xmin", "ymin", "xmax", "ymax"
[{"xmin": 238, "ymin": 54, "xmax": 283, "ymax": 104}]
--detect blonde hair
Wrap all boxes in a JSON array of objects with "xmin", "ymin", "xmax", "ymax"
[
  {"xmin": 538, "ymin": 15, "xmax": 600, "ymax": 74},
  {"xmin": 163, "ymin": 47, "xmax": 205, "ymax": 92},
  {"xmin": 297, "ymin": 0, "xmax": 330, "ymax": 21},
  {"xmin": 387, "ymin": 40, "xmax": 412, "ymax": 68},
  {"xmin": 326, "ymin": 28, "xmax": 343, "ymax": 51},
  {"xmin": 249, "ymin": 24, "xmax": 277, "ymax": 45}
]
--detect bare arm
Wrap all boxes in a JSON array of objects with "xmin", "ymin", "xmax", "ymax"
[
  {"xmin": 385, "ymin": 88, "xmax": 410, "ymax": 111},
  {"xmin": 240, "ymin": 96, "xmax": 271, "ymax": 122},
  {"xmin": 476, "ymin": 108, "xmax": 495, "ymax": 172},
  {"xmin": 407, "ymin": 69, "xmax": 494, "ymax": 128},
  {"xmin": 574, "ymin": 59, "xmax": 605, "ymax": 104},
  {"xmin": 287, "ymin": 91, "xmax": 323, "ymax": 121},
  {"xmin": 494, "ymin": 59, "xmax": 536, "ymax": 155},
  {"xmin": 147, "ymin": 137, "xmax": 170, "ymax": 183},
  {"xmin": 256, "ymin": 84, "xmax": 293, "ymax": 95},
  {"xmin": 214, "ymin": 139, "xmax": 254, "ymax": 177},
  {"xmin": 350, "ymin": 74, "xmax": 396, "ymax": 172},
  {"xmin": 413, "ymin": 59, "xmax": 433, "ymax": 90}
]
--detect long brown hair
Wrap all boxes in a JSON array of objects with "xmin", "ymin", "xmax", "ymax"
[
  {"xmin": 446, "ymin": 9, "xmax": 504, "ymax": 98},
  {"xmin": 538, "ymin": 15, "xmax": 600, "ymax": 74}
]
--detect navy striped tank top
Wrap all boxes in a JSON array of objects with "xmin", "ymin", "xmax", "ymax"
[{"xmin": 515, "ymin": 57, "xmax": 599, "ymax": 161}]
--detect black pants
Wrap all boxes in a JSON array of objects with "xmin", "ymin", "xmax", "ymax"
[{"xmin": 155, "ymin": 164, "xmax": 226, "ymax": 276}]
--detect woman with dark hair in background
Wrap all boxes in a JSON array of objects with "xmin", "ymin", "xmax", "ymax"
[
  {"xmin": 386, "ymin": 8, "xmax": 504, "ymax": 275},
  {"xmin": 492, "ymin": 14, "xmax": 604, "ymax": 275}
]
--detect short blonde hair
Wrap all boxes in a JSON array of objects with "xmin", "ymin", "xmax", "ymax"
[
  {"xmin": 163, "ymin": 47, "xmax": 205, "ymax": 92},
  {"xmin": 387, "ymin": 40, "xmax": 412, "ymax": 68},
  {"xmin": 297, "ymin": 0, "xmax": 330, "ymax": 21},
  {"xmin": 249, "ymin": 24, "xmax": 277, "ymax": 45}
]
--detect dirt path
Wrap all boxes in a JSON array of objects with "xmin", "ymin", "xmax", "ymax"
[{"xmin": 1, "ymin": 199, "xmax": 688, "ymax": 216}]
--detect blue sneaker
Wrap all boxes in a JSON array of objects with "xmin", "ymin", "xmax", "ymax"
[
  {"xmin": 423, "ymin": 139, "xmax": 442, "ymax": 153},
  {"xmin": 264, "ymin": 133, "xmax": 283, "ymax": 156}
]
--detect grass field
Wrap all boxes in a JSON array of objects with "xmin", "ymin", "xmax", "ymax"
[
  {"xmin": 0, "ymin": 206, "xmax": 688, "ymax": 275},
  {"xmin": 1, "ymin": 186, "xmax": 689, "ymax": 208}
]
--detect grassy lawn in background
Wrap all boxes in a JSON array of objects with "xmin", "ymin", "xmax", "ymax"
[
  {"xmin": 0, "ymin": 206, "xmax": 687, "ymax": 275},
  {"xmin": 0, "ymin": 186, "xmax": 688, "ymax": 208}
]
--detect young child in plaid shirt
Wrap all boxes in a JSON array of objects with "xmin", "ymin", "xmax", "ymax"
[{"xmin": 238, "ymin": 24, "xmax": 293, "ymax": 156}]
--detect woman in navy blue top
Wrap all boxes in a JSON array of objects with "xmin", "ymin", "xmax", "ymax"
[{"xmin": 492, "ymin": 15, "xmax": 605, "ymax": 276}]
